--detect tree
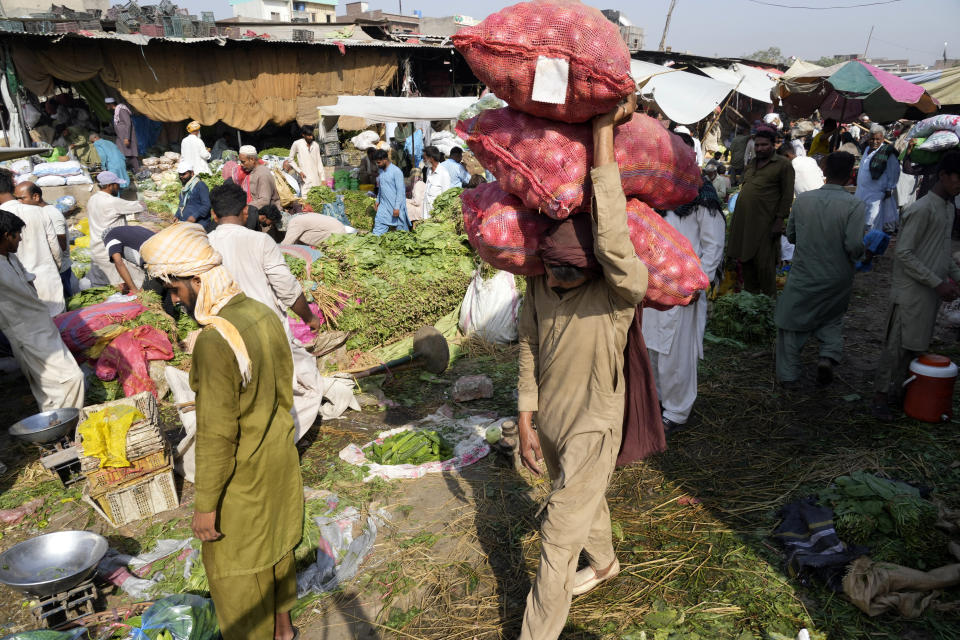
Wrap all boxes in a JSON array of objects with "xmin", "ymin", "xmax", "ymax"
[
  {"xmin": 744, "ymin": 47, "xmax": 786, "ymax": 65},
  {"xmin": 815, "ymin": 56, "xmax": 843, "ymax": 67}
]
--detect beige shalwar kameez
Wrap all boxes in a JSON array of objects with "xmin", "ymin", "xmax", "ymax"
[
  {"xmin": 875, "ymin": 191, "xmax": 960, "ymax": 395},
  {"xmin": 86, "ymin": 190, "xmax": 144, "ymax": 286},
  {"xmin": 0, "ymin": 253, "xmax": 84, "ymax": 410},
  {"xmin": 517, "ymin": 163, "xmax": 648, "ymax": 640}
]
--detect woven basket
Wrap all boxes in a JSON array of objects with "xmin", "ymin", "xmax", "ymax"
[
  {"xmin": 95, "ymin": 468, "xmax": 179, "ymax": 526},
  {"xmin": 85, "ymin": 449, "xmax": 171, "ymax": 497}
]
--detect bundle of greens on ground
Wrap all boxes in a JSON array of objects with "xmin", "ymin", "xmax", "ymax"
[
  {"xmin": 66, "ymin": 285, "xmax": 116, "ymax": 311},
  {"xmin": 365, "ymin": 430, "xmax": 453, "ymax": 465},
  {"xmin": 284, "ymin": 254, "xmax": 307, "ymax": 279},
  {"xmin": 819, "ymin": 471, "xmax": 941, "ymax": 563},
  {"xmin": 707, "ymin": 291, "xmax": 776, "ymax": 345},
  {"xmin": 259, "ymin": 147, "xmax": 291, "ymax": 158},
  {"xmin": 428, "ymin": 187, "xmax": 464, "ymax": 230},
  {"xmin": 311, "ymin": 222, "xmax": 474, "ymax": 350}
]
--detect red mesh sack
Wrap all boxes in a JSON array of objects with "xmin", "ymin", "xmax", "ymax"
[
  {"xmin": 462, "ymin": 182, "xmax": 552, "ymax": 276},
  {"xmin": 456, "ymin": 108, "xmax": 701, "ymax": 219},
  {"xmin": 626, "ymin": 199, "xmax": 709, "ymax": 310},
  {"xmin": 452, "ymin": 0, "xmax": 635, "ymax": 123}
]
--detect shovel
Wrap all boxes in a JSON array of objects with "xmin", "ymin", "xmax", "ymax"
[{"xmin": 350, "ymin": 326, "xmax": 450, "ymax": 380}]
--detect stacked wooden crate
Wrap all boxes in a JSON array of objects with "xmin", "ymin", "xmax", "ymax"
[{"xmin": 77, "ymin": 392, "xmax": 179, "ymax": 526}]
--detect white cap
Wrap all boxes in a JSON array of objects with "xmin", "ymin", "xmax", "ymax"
[
  {"xmin": 177, "ymin": 160, "xmax": 193, "ymax": 174},
  {"xmin": 674, "ymin": 125, "xmax": 691, "ymax": 135},
  {"xmin": 239, "ymin": 145, "xmax": 257, "ymax": 157},
  {"xmin": 104, "ymin": 97, "xmax": 116, "ymax": 104}
]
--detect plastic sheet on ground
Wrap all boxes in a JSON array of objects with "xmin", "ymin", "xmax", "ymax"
[
  {"xmin": 297, "ymin": 503, "xmax": 390, "ymax": 596},
  {"xmin": 339, "ymin": 410, "xmax": 494, "ymax": 482},
  {"xmin": 129, "ymin": 594, "xmax": 219, "ymax": 640}
]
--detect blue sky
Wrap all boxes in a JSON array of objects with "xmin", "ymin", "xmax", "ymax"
[{"xmin": 181, "ymin": 0, "xmax": 958, "ymax": 67}]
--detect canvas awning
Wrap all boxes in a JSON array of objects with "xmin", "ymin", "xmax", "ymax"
[
  {"xmin": 699, "ymin": 63, "xmax": 777, "ymax": 104},
  {"xmin": 913, "ymin": 66, "xmax": 960, "ymax": 106},
  {"xmin": 630, "ymin": 60, "xmax": 735, "ymax": 125},
  {"xmin": 317, "ymin": 96, "xmax": 480, "ymax": 123}
]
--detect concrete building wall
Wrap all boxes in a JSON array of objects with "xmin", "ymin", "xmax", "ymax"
[
  {"xmin": 2, "ymin": 0, "xmax": 108, "ymax": 17},
  {"xmin": 233, "ymin": 0, "xmax": 294, "ymax": 22}
]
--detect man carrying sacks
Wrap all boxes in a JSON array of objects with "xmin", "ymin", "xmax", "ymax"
[{"xmin": 517, "ymin": 94, "xmax": 663, "ymax": 640}]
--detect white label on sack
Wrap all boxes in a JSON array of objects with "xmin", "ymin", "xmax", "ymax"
[{"xmin": 531, "ymin": 56, "xmax": 570, "ymax": 105}]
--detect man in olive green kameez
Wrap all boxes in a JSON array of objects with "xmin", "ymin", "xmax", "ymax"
[
  {"xmin": 727, "ymin": 128, "xmax": 795, "ymax": 295},
  {"xmin": 872, "ymin": 152, "xmax": 960, "ymax": 420},
  {"xmin": 774, "ymin": 152, "xmax": 866, "ymax": 387},
  {"xmin": 140, "ymin": 223, "xmax": 303, "ymax": 640}
]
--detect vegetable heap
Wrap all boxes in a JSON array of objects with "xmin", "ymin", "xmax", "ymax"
[
  {"xmin": 341, "ymin": 190, "xmax": 377, "ymax": 231},
  {"xmin": 820, "ymin": 471, "xmax": 939, "ymax": 562},
  {"xmin": 366, "ymin": 430, "xmax": 454, "ymax": 465},
  {"xmin": 707, "ymin": 291, "xmax": 776, "ymax": 345},
  {"xmin": 305, "ymin": 185, "xmax": 337, "ymax": 212},
  {"xmin": 66, "ymin": 286, "xmax": 116, "ymax": 311},
  {"xmin": 283, "ymin": 254, "xmax": 307, "ymax": 279},
  {"xmin": 428, "ymin": 187, "xmax": 464, "ymax": 231},
  {"xmin": 312, "ymin": 222, "xmax": 474, "ymax": 350}
]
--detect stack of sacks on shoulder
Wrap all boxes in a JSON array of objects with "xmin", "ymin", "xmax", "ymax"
[{"xmin": 453, "ymin": 0, "xmax": 709, "ymax": 309}]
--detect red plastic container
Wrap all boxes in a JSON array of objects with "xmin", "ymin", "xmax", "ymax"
[{"xmin": 903, "ymin": 354, "xmax": 958, "ymax": 423}]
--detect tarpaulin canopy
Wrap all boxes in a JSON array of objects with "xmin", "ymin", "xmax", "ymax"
[
  {"xmin": 11, "ymin": 39, "xmax": 398, "ymax": 130},
  {"xmin": 317, "ymin": 96, "xmax": 479, "ymax": 123},
  {"xmin": 783, "ymin": 59, "xmax": 824, "ymax": 79},
  {"xmin": 631, "ymin": 60, "xmax": 735, "ymax": 125},
  {"xmin": 777, "ymin": 59, "xmax": 939, "ymax": 122},
  {"xmin": 911, "ymin": 66, "xmax": 960, "ymax": 106},
  {"xmin": 699, "ymin": 63, "xmax": 777, "ymax": 104}
]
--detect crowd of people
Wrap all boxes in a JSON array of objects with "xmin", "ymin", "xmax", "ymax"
[{"xmin": 5, "ymin": 86, "xmax": 960, "ymax": 640}]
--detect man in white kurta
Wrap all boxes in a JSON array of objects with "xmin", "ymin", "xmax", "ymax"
[
  {"xmin": 179, "ymin": 121, "xmax": 211, "ymax": 175},
  {"xmin": 778, "ymin": 144, "xmax": 826, "ymax": 263},
  {"xmin": 207, "ymin": 183, "xmax": 358, "ymax": 440},
  {"xmin": 0, "ymin": 210, "xmax": 84, "ymax": 410},
  {"xmin": 86, "ymin": 171, "xmax": 145, "ymax": 286},
  {"xmin": 642, "ymin": 182, "xmax": 726, "ymax": 432},
  {"xmin": 0, "ymin": 170, "xmax": 63, "ymax": 315},
  {"xmin": 287, "ymin": 125, "xmax": 326, "ymax": 192}
]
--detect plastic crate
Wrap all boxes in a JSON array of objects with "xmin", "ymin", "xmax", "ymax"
[
  {"xmin": 201, "ymin": 11, "xmax": 214, "ymax": 22},
  {"xmin": 323, "ymin": 141, "xmax": 340, "ymax": 155},
  {"xmin": 85, "ymin": 449, "xmax": 170, "ymax": 497},
  {"xmin": 77, "ymin": 392, "xmax": 164, "ymax": 469},
  {"xmin": 94, "ymin": 468, "xmax": 179, "ymax": 526},
  {"xmin": 78, "ymin": 19, "xmax": 100, "ymax": 31},
  {"xmin": 292, "ymin": 28, "xmax": 314, "ymax": 42},
  {"xmin": 25, "ymin": 21, "xmax": 54, "ymax": 33},
  {"xmin": 53, "ymin": 21, "xmax": 79, "ymax": 33},
  {"xmin": 0, "ymin": 20, "xmax": 25, "ymax": 32},
  {"xmin": 139, "ymin": 23, "xmax": 164, "ymax": 37}
]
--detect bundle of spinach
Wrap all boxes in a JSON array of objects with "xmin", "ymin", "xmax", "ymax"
[
  {"xmin": 706, "ymin": 291, "xmax": 775, "ymax": 344},
  {"xmin": 820, "ymin": 471, "xmax": 938, "ymax": 561},
  {"xmin": 66, "ymin": 286, "xmax": 116, "ymax": 311},
  {"xmin": 312, "ymin": 222, "xmax": 474, "ymax": 350},
  {"xmin": 305, "ymin": 186, "xmax": 337, "ymax": 212},
  {"xmin": 201, "ymin": 171, "xmax": 224, "ymax": 191},
  {"xmin": 284, "ymin": 254, "xmax": 307, "ymax": 279},
  {"xmin": 429, "ymin": 187, "xmax": 464, "ymax": 229},
  {"xmin": 342, "ymin": 190, "xmax": 377, "ymax": 231},
  {"xmin": 259, "ymin": 147, "xmax": 291, "ymax": 158}
]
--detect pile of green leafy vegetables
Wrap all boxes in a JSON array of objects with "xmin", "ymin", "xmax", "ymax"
[
  {"xmin": 820, "ymin": 471, "xmax": 941, "ymax": 563},
  {"xmin": 342, "ymin": 190, "xmax": 377, "ymax": 231},
  {"xmin": 305, "ymin": 186, "xmax": 337, "ymax": 212},
  {"xmin": 429, "ymin": 187, "xmax": 464, "ymax": 230},
  {"xmin": 312, "ymin": 221, "xmax": 474, "ymax": 350},
  {"xmin": 284, "ymin": 254, "xmax": 307, "ymax": 279},
  {"xmin": 66, "ymin": 286, "xmax": 116, "ymax": 311},
  {"xmin": 706, "ymin": 291, "xmax": 776, "ymax": 345},
  {"xmin": 259, "ymin": 147, "xmax": 291, "ymax": 158}
]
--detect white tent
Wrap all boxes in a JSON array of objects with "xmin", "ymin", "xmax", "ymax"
[
  {"xmin": 317, "ymin": 96, "xmax": 480, "ymax": 123},
  {"xmin": 630, "ymin": 60, "xmax": 735, "ymax": 125},
  {"xmin": 698, "ymin": 63, "xmax": 778, "ymax": 104}
]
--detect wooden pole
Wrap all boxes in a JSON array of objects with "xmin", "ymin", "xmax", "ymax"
[
  {"xmin": 658, "ymin": 0, "xmax": 678, "ymax": 52},
  {"xmin": 862, "ymin": 26, "xmax": 874, "ymax": 60}
]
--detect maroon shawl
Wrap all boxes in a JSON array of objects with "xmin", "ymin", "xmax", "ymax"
[{"xmin": 539, "ymin": 214, "xmax": 665, "ymax": 466}]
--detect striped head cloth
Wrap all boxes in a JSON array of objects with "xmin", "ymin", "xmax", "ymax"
[{"xmin": 139, "ymin": 222, "xmax": 251, "ymax": 385}]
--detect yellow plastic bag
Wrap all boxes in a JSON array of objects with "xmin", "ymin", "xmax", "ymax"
[
  {"xmin": 77, "ymin": 405, "xmax": 145, "ymax": 468},
  {"xmin": 73, "ymin": 235, "xmax": 90, "ymax": 248}
]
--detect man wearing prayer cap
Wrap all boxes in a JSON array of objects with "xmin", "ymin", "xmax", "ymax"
[
  {"xmin": 516, "ymin": 94, "xmax": 662, "ymax": 640},
  {"xmin": 140, "ymin": 223, "xmax": 303, "ymax": 640},
  {"xmin": 105, "ymin": 97, "xmax": 140, "ymax": 171},
  {"xmin": 237, "ymin": 144, "xmax": 280, "ymax": 217},
  {"xmin": 180, "ymin": 120, "xmax": 211, "ymax": 176},
  {"xmin": 86, "ymin": 170, "xmax": 145, "ymax": 286},
  {"xmin": 176, "ymin": 159, "xmax": 213, "ymax": 230}
]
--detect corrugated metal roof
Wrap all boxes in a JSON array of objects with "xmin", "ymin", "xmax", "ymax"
[{"xmin": 0, "ymin": 28, "xmax": 449, "ymax": 48}]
